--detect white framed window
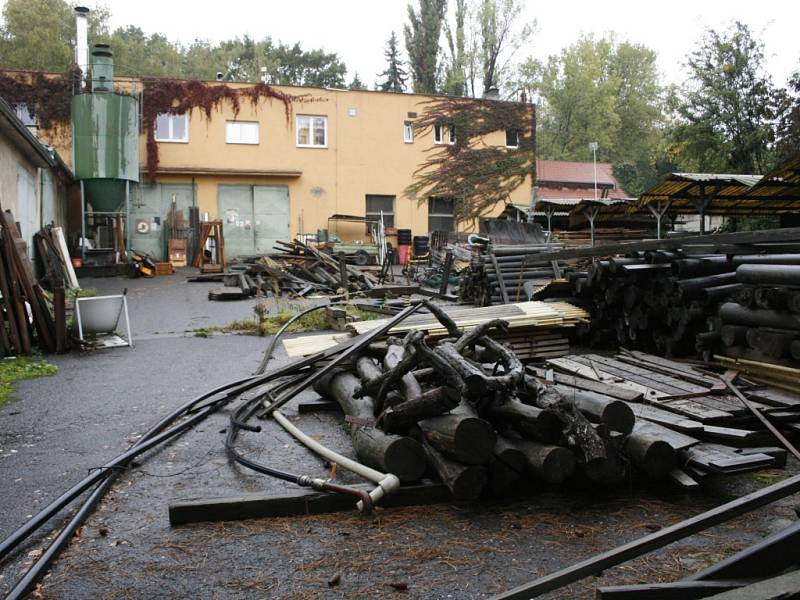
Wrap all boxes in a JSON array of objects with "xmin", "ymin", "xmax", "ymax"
[
  {"xmin": 296, "ymin": 115, "xmax": 327, "ymax": 148},
  {"xmin": 403, "ymin": 121, "xmax": 414, "ymax": 143},
  {"xmin": 226, "ymin": 121, "xmax": 259, "ymax": 145},
  {"xmin": 155, "ymin": 113, "xmax": 188, "ymax": 143},
  {"xmin": 505, "ymin": 129, "xmax": 520, "ymax": 148},
  {"xmin": 434, "ymin": 123, "xmax": 455, "ymax": 145}
]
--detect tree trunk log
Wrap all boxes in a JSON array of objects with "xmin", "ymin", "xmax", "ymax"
[
  {"xmin": 383, "ymin": 386, "xmax": 461, "ymax": 433},
  {"xmin": 487, "ymin": 398, "xmax": 563, "ymax": 444},
  {"xmin": 421, "ymin": 438, "xmax": 486, "ymax": 500},
  {"xmin": 313, "ymin": 372, "xmax": 426, "ymax": 482},
  {"xmin": 488, "ymin": 436, "xmax": 528, "ymax": 494},
  {"xmin": 514, "ymin": 438, "xmax": 576, "ymax": 485},
  {"xmin": 418, "ymin": 401, "xmax": 497, "ymax": 465},
  {"xmin": 552, "ymin": 385, "xmax": 635, "ymax": 434},
  {"xmin": 625, "ymin": 428, "xmax": 677, "ymax": 480}
]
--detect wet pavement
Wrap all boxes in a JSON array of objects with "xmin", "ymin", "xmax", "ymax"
[{"xmin": 0, "ymin": 271, "xmax": 797, "ymax": 599}]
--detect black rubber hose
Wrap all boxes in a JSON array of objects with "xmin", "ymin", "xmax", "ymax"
[
  {"xmin": 1, "ymin": 342, "xmax": 363, "ymax": 597},
  {"xmin": 225, "ymin": 375, "xmax": 307, "ymax": 484},
  {"xmin": 255, "ymin": 303, "xmax": 333, "ymax": 375}
]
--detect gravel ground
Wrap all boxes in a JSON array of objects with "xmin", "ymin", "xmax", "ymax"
[{"xmin": 0, "ymin": 271, "xmax": 798, "ymax": 599}]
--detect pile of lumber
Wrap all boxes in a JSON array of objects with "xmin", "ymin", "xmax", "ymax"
[
  {"xmin": 0, "ymin": 211, "xmax": 71, "ymax": 356},
  {"xmin": 312, "ymin": 304, "xmax": 789, "ymax": 501},
  {"xmin": 554, "ymin": 228, "xmax": 648, "ymax": 248},
  {"xmin": 541, "ymin": 252, "xmax": 748, "ymax": 356},
  {"xmin": 191, "ymin": 238, "xmax": 380, "ymax": 300},
  {"xmin": 702, "ymin": 261, "xmax": 800, "ymax": 366},
  {"xmin": 458, "ymin": 244, "xmax": 564, "ymax": 306}
]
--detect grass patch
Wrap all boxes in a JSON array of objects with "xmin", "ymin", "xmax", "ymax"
[
  {"xmin": 222, "ymin": 319, "xmax": 260, "ymax": 334},
  {"xmin": 345, "ymin": 306, "xmax": 384, "ymax": 322},
  {"xmin": 191, "ymin": 327, "xmax": 220, "ymax": 338},
  {"xmin": 258, "ymin": 309, "xmax": 330, "ymax": 336},
  {"xmin": 0, "ymin": 357, "xmax": 58, "ymax": 406},
  {"xmin": 72, "ymin": 287, "xmax": 98, "ymax": 298}
]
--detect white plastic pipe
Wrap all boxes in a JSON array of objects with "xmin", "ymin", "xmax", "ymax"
[{"xmin": 272, "ymin": 410, "xmax": 400, "ymax": 511}]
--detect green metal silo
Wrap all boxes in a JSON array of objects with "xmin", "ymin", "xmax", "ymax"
[{"xmin": 71, "ymin": 43, "xmax": 139, "ymax": 213}]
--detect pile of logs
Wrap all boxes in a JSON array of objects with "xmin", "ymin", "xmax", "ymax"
[
  {"xmin": 311, "ymin": 302, "xmax": 788, "ymax": 500},
  {"xmin": 459, "ymin": 244, "xmax": 564, "ymax": 306},
  {"xmin": 0, "ymin": 210, "xmax": 70, "ymax": 356},
  {"xmin": 192, "ymin": 239, "xmax": 380, "ymax": 300},
  {"xmin": 541, "ymin": 252, "xmax": 750, "ymax": 356},
  {"xmin": 704, "ymin": 261, "xmax": 800, "ymax": 366}
]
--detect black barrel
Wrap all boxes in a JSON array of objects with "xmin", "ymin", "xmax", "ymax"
[
  {"xmin": 413, "ymin": 235, "xmax": 429, "ymax": 255},
  {"xmin": 397, "ymin": 229, "xmax": 412, "ymax": 245}
]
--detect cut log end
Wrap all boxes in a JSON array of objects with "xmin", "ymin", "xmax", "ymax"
[
  {"xmin": 454, "ymin": 418, "xmax": 498, "ymax": 465},
  {"xmin": 449, "ymin": 465, "xmax": 488, "ymax": 500},
  {"xmin": 539, "ymin": 447, "xmax": 577, "ymax": 485},
  {"xmin": 384, "ymin": 437, "xmax": 427, "ymax": 482},
  {"xmin": 601, "ymin": 402, "xmax": 635, "ymax": 435}
]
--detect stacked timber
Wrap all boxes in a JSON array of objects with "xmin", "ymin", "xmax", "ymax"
[
  {"xmin": 542, "ymin": 252, "xmax": 745, "ymax": 355},
  {"xmin": 706, "ymin": 262, "xmax": 800, "ymax": 367},
  {"xmin": 458, "ymin": 243, "xmax": 564, "ymax": 306},
  {"xmin": 0, "ymin": 212, "xmax": 71, "ymax": 356},
  {"xmin": 191, "ymin": 238, "xmax": 380, "ymax": 299},
  {"xmin": 555, "ymin": 228, "xmax": 649, "ymax": 248},
  {"xmin": 313, "ymin": 302, "xmax": 789, "ymax": 501}
]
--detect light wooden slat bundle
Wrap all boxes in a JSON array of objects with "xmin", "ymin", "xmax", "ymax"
[{"xmin": 347, "ymin": 301, "xmax": 589, "ymax": 337}]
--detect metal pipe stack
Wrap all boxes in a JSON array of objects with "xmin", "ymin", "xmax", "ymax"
[
  {"xmin": 706, "ymin": 261, "xmax": 800, "ymax": 365},
  {"xmin": 458, "ymin": 244, "xmax": 564, "ymax": 306}
]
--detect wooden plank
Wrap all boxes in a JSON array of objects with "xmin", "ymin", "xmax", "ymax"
[
  {"xmin": 624, "ymin": 403, "xmax": 704, "ymax": 433},
  {"xmin": 168, "ymin": 481, "xmax": 451, "ymax": 525},
  {"xmin": 490, "ymin": 252, "xmax": 509, "ymax": 304},
  {"xmin": 696, "ymin": 569, "xmax": 800, "ymax": 599},
  {"xmin": 529, "ymin": 367, "xmax": 643, "ymax": 402},
  {"xmin": 681, "ymin": 444, "xmax": 774, "ymax": 474},
  {"xmin": 596, "ymin": 579, "xmax": 750, "ymax": 599}
]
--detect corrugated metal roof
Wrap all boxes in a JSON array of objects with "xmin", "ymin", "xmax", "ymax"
[
  {"xmin": 747, "ymin": 153, "xmax": 800, "ymax": 201},
  {"xmin": 537, "ymin": 186, "xmax": 630, "ymax": 200},
  {"xmin": 635, "ymin": 171, "xmax": 800, "ymax": 216}
]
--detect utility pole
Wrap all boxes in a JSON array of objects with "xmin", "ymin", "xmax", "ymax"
[{"xmin": 589, "ymin": 142, "xmax": 598, "ymax": 200}]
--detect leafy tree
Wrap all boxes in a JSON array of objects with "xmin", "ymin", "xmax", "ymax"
[
  {"xmin": 475, "ymin": 0, "xmax": 533, "ymax": 96},
  {"xmin": 519, "ymin": 34, "xmax": 666, "ymax": 195},
  {"xmin": 673, "ymin": 21, "xmax": 784, "ymax": 174},
  {"xmin": 0, "ymin": 0, "xmax": 109, "ymax": 71},
  {"xmin": 377, "ymin": 31, "xmax": 408, "ymax": 92},
  {"xmin": 775, "ymin": 66, "xmax": 800, "ymax": 163},
  {"xmin": 103, "ymin": 26, "xmax": 183, "ymax": 78},
  {"xmin": 441, "ymin": 0, "xmax": 468, "ymax": 96},
  {"xmin": 404, "ymin": 0, "xmax": 447, "ymax": 94},
  {"xmin": 348, "ymin": 72, "xmax": 367, "ymax": 90}
]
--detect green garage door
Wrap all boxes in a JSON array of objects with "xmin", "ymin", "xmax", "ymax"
[
  {"xmin": 218, "ymin": 185, "xmax": 290, "ymax": 258},
  {"xmin": 130, "ymin": 183, "xmax": 195, "ymax": 260}
]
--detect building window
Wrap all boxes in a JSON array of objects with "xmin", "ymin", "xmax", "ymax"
[
  {"xmin": 403, "ymin": 121, "xmax": 414, "ymax": 143},
  {"xmin": 506, "ymin": 129, "xmax": 520, "ymax": 148},
  {"xmin": 12, "ymin": 104, "xmax": 36, "ymax": 126},
  {"xmin": 155, "ymin": 113, "xmax": 188, "ymax": 142},
  {"xmin": 226, "ymin": 121, "xmax": 259, "ymax": 144},
  {"xmin": 428, "ymin": 196, "xmax": 456, "ymax": 232},
  {"xmin": 434, "ymin": 123, "xmax": 455, "ymax": 145},
  {"xmin": 296, "ymin": 115, "xmax": 327, "ymax": 148},
  {"xmin": 366, "ymin": 195, "xmax": 395, "ymax": 228}
]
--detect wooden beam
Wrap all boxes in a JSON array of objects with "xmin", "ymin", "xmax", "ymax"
[{"xmin": 169, "ymin": 481, "xmax": 450, "ymax": 525}]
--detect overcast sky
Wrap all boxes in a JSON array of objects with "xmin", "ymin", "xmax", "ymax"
[{"xmin": 77, "ymin": 0, "xmax": 800, "ymax": 88}]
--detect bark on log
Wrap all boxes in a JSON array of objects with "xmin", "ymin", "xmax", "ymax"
[
  {"xmin": 535, "ymin": 386, "xmax": 607, "ymax": 465},
  {"xmin": 488, "ymin": 436, "xmax": 528, "ymax": 494},
  {"xmin": 514, "ymin": 438, "xmax": 576, "ymax": 485},
  {"xmin": 383, "ymin": 342, "xmax": 424, "ymax": 402},
  {"xmin": 382, "ymin": 386, "xmax": 461, "ymax": 433},
  {"xmin": 313, "ymin": 372, "xmax": 426, "ymax": 482},
  {"xmin": 552, "ymin": 386, "xmax": 635, "ymax": 434},
  {"xmin": 421, "ymin": 438, "xmax": 486, "ymax": 500},
  {"xmin": 434, "ymin": 342, "xmax": 493, "ymax": 397},
  {"xmin": 487, "ymin": 398, "xmax": 563, "ymax": 444},
  {"xmin": 625, "ymin": 428, "xmax": 677, "ymax": 480},
  {"xmin": 418, "ymin": 401, "xmax": 497, "ymax": 465}
]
